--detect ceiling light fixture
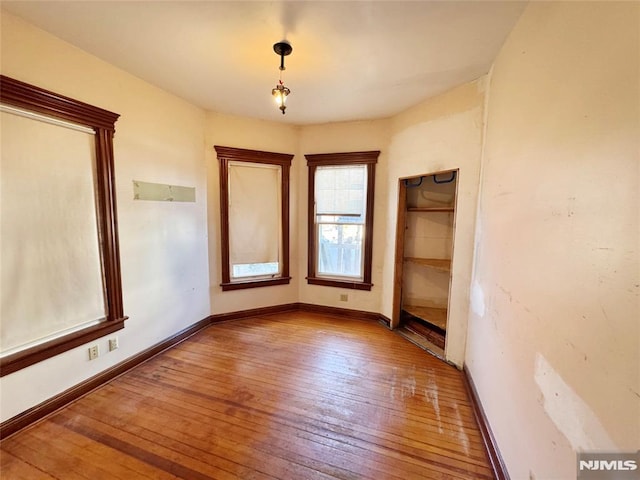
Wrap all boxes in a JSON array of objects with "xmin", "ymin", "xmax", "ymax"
[{"xmin": 272, "ymin": 41, "xmax": 292, "ymax": 115}]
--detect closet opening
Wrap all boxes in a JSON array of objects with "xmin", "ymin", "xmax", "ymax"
[{"xmin": 391, "ymin": 169, "xmax": 458, "ymax": 360}]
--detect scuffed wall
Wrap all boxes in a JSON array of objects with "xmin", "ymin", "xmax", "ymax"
[
  {"xmin": 382, "ymin": 80, "xmax": 486, "ymax": 366},
  {"xmin": 467, "ymin": 2, "xmax": 639, "ymax": 478}
]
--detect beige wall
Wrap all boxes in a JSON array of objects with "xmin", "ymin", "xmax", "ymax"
[
  {"xmin": 0, "ymin": 11, "xmax": 210, "ymax": 421},
  {"xmin": 466, "ymin": 2, "xmax": 639, "ymax": 478},
  {"xmin": 297, "ymin": 121, "xmax": 391, "ymax": 313},
  {"xmin": 382, "ymin": 80, "xmax": 486, "ymax": 366},
  {"xmin": 205, "ymin": 111, "xmax": 300, "ymax": 313}
]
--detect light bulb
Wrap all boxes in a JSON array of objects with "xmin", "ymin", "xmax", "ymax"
[{"xmin": 271, "ymin": 83, "xmax": 290, "ymax": 114}]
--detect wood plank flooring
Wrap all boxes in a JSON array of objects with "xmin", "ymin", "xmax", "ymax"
[
  {"xmin": 402, "ymin": 316, "xmax": 446, "ymax": 350},
  {"xmin": 1, "ymin": 311, "xmax": 493, "ymax": 479}
]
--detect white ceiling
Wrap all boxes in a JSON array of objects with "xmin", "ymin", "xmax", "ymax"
[{"xmin": 2, "ymin": 1, "xmax": 526, "ymax": 125}]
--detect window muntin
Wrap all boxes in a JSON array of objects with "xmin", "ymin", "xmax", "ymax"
[
  {"xmin": 305, "ymin": 151, "xmax": 379, "ymax": 291},
  {"xmin": 215, "ymin": 145, "xmax": 293, "ymax": 291}
]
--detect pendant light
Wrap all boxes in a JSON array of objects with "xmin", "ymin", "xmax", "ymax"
[{"xmin": 272, "ymin": 41, "xmax": 292, "ymax": 115}]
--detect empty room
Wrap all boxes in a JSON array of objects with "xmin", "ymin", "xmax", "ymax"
[{"xmin": 0, "ymin": 1, "xmax": 638, "ymax": 479}]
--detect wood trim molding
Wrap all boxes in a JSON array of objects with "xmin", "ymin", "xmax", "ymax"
[
  {"xmin": 0, "ymin": 319, "xmax": 125, "ymax": 378},
  {"xmin": 95, "ymin": 128, "xmax": 125, "ymax": 319},
  {"xmin": 463, "ymin": 366, "xmax": 511, "ymax": 480},
  {"xmin": 209, "ymin": 303, "xmax": 299, "ymax": 323},
  {"xmin": 306, "ymin": 277, "xmax": 373, "ymax": 291},
  {"xmin": 0, "ymin": 76, "xmax": 126, "ymax": 377},
  {"xmin": 305, "ymin": 151, "xmax": 379, "ymax": 290},
  {"xmin": 214, "ymin": 145, "xmax": 293, "ymax": 291},
  {"xmin": 391, "ymin": 179, "xmax": 408, "ymax": 329},
  {"xmin": 296, "ymin": 302, "xmax": 382, "ymax": 323},
  {"xmin": 209, "ymin": 303, "xmax": 384, "ymax": 324},
  {"xmin": 0, "ymin": 317, "xmax": 212, "ymax": 440},
  {"xmin": 377, "ymin": 313, "xmax": 392, "ymax": 328},
  {"xmin": 307, "ymin": 162, "xmax": 317, "ymax": 285},
  {"xmin": 363, "ymin": 160, "xmax": 376, "ymax": 284},
  {"xmin": 0, "ymin": 75, "xmax": 119, "ymax": 131},
  {"xmin": 218, "ymin": 153, "xmax": 231, "ymax": 284},
  {"xmin": 305, "ymin": 150, "xmax": 380, "ymax": 166},
  {"xmin": 220, "ymin": 277, "xmax": 293, "ymax": 291},
  {"xmin": 214, "ymin": 145, "xmax": 293, "ymax": 166}
]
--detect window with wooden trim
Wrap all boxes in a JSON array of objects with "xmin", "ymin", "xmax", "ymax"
[
  {"xmin": 0, "ymin": 75, "xmax": 126, "ymax": 377},
  {"xmin": 305, "ymin": 151, "xmax": 379, "ymax": 291},
  {"xmin": 215, "ymin": 146, "xmax": 293, "ymax": 291}
]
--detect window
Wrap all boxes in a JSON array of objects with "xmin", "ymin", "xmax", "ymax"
[
  {"xmin": 305, "ymin": 151, "xmax": 379, "ymax": 290},
  {"xmin": 0, "ymin": 75, "xmax": 126, "ymax": 377},
  {"xmin": 215, "ymin": 146, "xmax": 293, "ymax": 291}
]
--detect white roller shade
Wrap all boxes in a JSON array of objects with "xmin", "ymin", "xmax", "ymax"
[
  {"xmin": 228, "ymin": 162, "xmax": 281, "ymax": 265},
  {"xmin": 1, "ymin": 110, "xmax": 106, "ymax": 355},
  {"xmin": 315, "ymin": 165, "xmax": 366, "ymax": 218}
]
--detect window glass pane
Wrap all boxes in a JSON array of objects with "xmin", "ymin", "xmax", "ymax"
[
  {"xmin": 315, "ymin": 165, "xmax": 366, "ymax": 217},
  {"xmin": 317, "ymin": 214, "xmax": 364, "ymax": 225},
  {"xmin": 232, "ymin": 262, "xmax": 280, "ymax": 278},
  {"xmin": 317, "ymin": 223, "xmax": 363, "ymax": 279}
]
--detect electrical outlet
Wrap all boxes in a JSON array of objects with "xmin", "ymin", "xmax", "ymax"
[
  {"xmin": 340, "ymin": 294, "xmax": 348, "ymax": 302},
  {"xmin": 88, "ymin": 345, "xmax": 99, "ymax": 360},
  {"xmin": 108, "ymin": 337, "xmax": 119, "ymax": 352}
]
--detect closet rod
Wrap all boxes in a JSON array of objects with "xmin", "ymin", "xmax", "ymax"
[
  {"xmin": 404, "ymin": 170, "xmax": 457, "ymax": 187},
  {"xmin": 403, "ymin": 177, "xmax": 424, "ymax": 188},
  {"xmin": 433, "ymin": 171, "xmax": 456, "ymax": 184}
]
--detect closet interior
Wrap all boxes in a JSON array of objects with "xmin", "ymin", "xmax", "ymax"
[{"xmin": 393, "ymin": 170, "xmax": 458, "ymax": 359}]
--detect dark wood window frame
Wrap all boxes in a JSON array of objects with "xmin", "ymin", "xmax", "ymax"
[
  {"xmin": 0, "ymin": 75, "xmax": 126, "ymax": 377},
  {"xmin": 215, "ymin": 145, "xmax": 293, "ymax": 291},
  {"xmin": 305, "ymin": 151, "xmax": 379, "ymax": 291}
]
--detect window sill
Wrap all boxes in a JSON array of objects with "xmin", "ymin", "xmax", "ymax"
[
  {"xmin": 0, "ymin": 317, "xmax": 127, "ymax": 377},
  {"xmin": 306, "ymin": 277, "xmax": 373, "ymax": 291},
  {"xmin": 221, "ymin": 277, "xmax": 292, "ymax": 291}
]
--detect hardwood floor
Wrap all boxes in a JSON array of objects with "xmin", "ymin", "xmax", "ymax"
[{"xmin": 1, "ymin": 311, "xmax": 494, "ymax": 479}]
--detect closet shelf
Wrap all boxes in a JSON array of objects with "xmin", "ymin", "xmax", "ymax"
[
  {"xmin": 407, "ymin": 206, "xmax": 454, "ymax": 212},
  {"xmin": 403, "ymin": 305, "xmax": 447, "ymax": 331},
  {"xmin": 404, "ymin": 257, "xmax": 451, "ymax": 272}
]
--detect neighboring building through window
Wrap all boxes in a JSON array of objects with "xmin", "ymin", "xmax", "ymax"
[
  {"xmin": 305, "ymin": 151, "xmax": 379, "ymax": 291},
  {"xmin": 215, "ymin": 146, "xmax": 293, "ymax": 291}
]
